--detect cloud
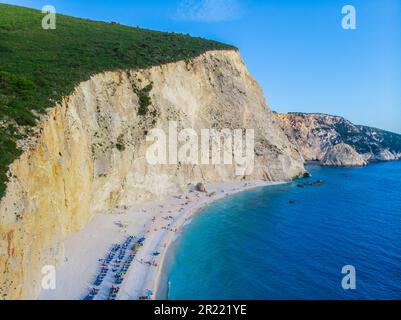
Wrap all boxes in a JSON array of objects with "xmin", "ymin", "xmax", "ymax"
[{"xmin": 175, "ymin": 0, "xmax": 242, "ymax": 22}]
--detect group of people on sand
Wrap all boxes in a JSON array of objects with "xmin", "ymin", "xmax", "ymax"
[
  {"xmin": 83, "ymin": 236, "xmax": 145, "ymax": 300},
  {"xmin": 138, "ymin": 258, "xmax": 158, "ymax": 268}
]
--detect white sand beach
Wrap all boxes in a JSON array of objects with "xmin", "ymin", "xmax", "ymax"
[{"xmin": 39, "ymin": 180, "xmax": 284, "ymax": 300}]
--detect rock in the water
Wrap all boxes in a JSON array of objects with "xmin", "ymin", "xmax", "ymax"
[
  {"xmin": 376, "ymin": 149, "xmax": 397, "ymax": 161},
  {"xmin": 298, "ymin": 179, "xmax": 326, "ymax": 187},
  {"xmin": 303, "ymin": 172, "xmax": 312, "ymax": 178},
  {"xmin": 321, "ymin": 143, "xmax": 367, "ymax": 167},
  {"xmin": 195, "ymin": 183, "xmax": 207, "ymax": 193},
  {"xmin": 304, "ymin": 179, "xmax": 325, "ymax": 186}
]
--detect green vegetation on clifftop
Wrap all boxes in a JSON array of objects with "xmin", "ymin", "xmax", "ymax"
[{"xmin": 0, "ymin": 4, "xmax": 235, "ymax": 198}]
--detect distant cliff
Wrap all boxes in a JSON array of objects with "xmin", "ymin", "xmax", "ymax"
[{"xmin": 274, "ymin": 113, "xmax": 401, "ymax": 166}]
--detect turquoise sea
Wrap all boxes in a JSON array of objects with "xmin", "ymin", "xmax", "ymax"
[{"xmin": 162, "ymin": 162, "xmax": 401, "ymax": 300}]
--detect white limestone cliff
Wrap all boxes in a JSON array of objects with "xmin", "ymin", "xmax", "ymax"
[
  {"xmin": 274, "ymin": 113, "xmax": 401, "ymax": 166},
  {"xmin": 0, "ymin": 50, "xmax": 305, "ymax": 299}
]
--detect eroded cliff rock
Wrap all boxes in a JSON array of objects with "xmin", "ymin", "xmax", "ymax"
[
  {"xmin": 321, "ymin": 143, "xmax": 367, "ymax": 167},
  {"xmin": 274, "ymin": 113, "xmax": 401, "ymax": 166},
  {"xmin": 0, "ymin": 50, "xmax": 305, "ymax": 299}
]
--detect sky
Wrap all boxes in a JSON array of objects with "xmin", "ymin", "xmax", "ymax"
[{"xmin": 2, "ymin": 0, "xmax": 401, "ymax": 133}]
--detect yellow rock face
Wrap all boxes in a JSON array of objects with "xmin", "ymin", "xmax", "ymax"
[{"xmin": 0, "ymin": 50, "xmax": 304, "ymax": 299}]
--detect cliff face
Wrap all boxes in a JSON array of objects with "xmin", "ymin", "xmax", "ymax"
[
  {"xmin": 275, "ymin": 113, "xmax": 401, "ymax": 166},
  {"xmin": 0, "ymin": 50, "xmax": 305, "ymax": 299},
  {"xmin": 321, "ymin": 143, "xmax": 367, "ymax": 167}
]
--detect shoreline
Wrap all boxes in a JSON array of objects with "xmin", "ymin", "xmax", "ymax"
[
  {"xmin": 38, "ymin": 180, "xmax": 285, "ymax": 300},
  {"xmin": 118, "ymin": 180, "xmax": 286, "ymax": 300}
]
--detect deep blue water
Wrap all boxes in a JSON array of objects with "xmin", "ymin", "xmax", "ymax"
[{"xmin": 163, "ymin": 162, "xmax": 401, "ymax": 300}]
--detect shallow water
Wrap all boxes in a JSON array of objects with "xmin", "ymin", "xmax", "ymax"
[{"xmin": 164, "ymin": 162, "xmax": 401, "ymax": 300}]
